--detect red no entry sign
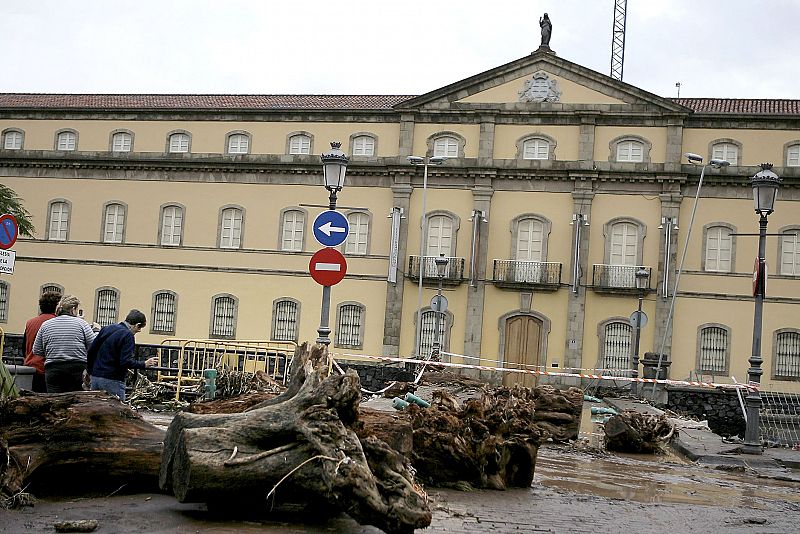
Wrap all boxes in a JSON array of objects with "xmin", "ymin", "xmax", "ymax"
[
  {"xmin": 309, "ymin": 248, "xmax": 347, "ymax": 286},
  {"xmin": 0, "ymin": 214, "xmax": 19, "ymax": 251}
]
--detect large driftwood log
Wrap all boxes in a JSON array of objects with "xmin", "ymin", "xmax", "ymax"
[
  {"xmin": 0, "ymin": 391, "xmax": 164, "ymax": 503},
  {"xmin": 604, "ymin": 410, "xmax": 675, "ymax": 453},
  {"xmin": 159, "ymin": 343, "xmax": 430, "ymax": 534}
]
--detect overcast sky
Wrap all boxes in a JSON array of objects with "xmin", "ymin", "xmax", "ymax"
[{"xmin": 1, "ymin": 0, "xmax": 797, "ymax": 99}]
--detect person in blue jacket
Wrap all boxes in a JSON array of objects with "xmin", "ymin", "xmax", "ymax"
[{"xmin": 87, "ymin": 309, "xmax": 158, "ymax": 401}]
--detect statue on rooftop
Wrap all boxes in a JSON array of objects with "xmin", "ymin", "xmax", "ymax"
[{"xmin": 539, "ymin": 13, "xmax": 552, "ymax": 47}]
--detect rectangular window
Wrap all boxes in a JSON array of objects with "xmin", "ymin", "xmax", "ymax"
[
  {"xmin": 112, "ymin": 133, "xmax": 132, "ymax": 152},
  {"xmin": 57, "ymin": 132, "xmax": 76, "ymax": 151},
  {"xmin": 169, "ymin": 134, "xmax": 189, "ymax": 153},
  {"xmin": 161, "ymin": 206, "xmax": 183, "ymax": 246},
  {"xmin": 712, "ymin": 143, "xmax": 738, "ymax": 166},
  {"xmin": 336, "ymin": 304, "xmax": 363, "ymax": 348},
  {"xmin": 775, "ymin": 332, "xmax": 800, "ymax": 378},
  {"xmin": 523, "ymin": 139, "xmax": 549, "ymax": 160},
  {"xmin": 152, "ymin": 292, "xmax": 176, "ymax": 334},
  {"xmin": 352, "ymin": 136, "xmax": 374, "ymax": 156},
  {"xmin": 4, "ymin": 131, "xmax": 22, "ymax": 150},
  {"xmin": 273, "ymin": 300, "xmax": 298, "ymax": 341},
  {"xmin": 103, "ymin": 204, "xmax": 125, "ymax": 243},
  {"xmin": 788, "ymin": 145, "xmax": 800, "ymax": 167},
  {"xmin": 433, "ymin": 137, "xmax": 458, "ymax": 158},
  {"xmin": 0, "ymin": 283, "xmax": 8, "ymax": 322},
  {"xmin": 212, "ymin": 296, "xmax": 236, "ymax": 337},
  {"xmin": 705, "ymin": 227, "xmax": 732, "ymax": 272},
  {"xmin": 602, "ymin": 322, "xmax": 632, "ymax": 372},
  {"xmin": 228, "ymin": 134, "xmax": 249, "ymax": 154},
  {"xmin": 95, "ymin": 289, "xmax": 118, "ymax": 327},
  {"xmin": 220, "ymin": 208, "xmax": 242, "ymax": 249},
  {"xmin": 281, "ymin": 210, "xmax": 304, "ymax": 252},
  {"xmin": 49, "ymin": 202, "xmax": 69, "ymax": 241},
  {"xmin": 289, "ymin": 135, "xmax": 311, "ymax": 155},
  {"xmin": 699, "ymin": 327, "xmax": 728, "ymax": 373},
  {"xmin": 418, "ymin": 310, "xmax": 446, "ymax": 359},
  {"xmin": 781, "ymin": 232, "xmax": 799, "ymax": 275},
  {"xmin": 345, "ymin": 212, "xmax": 369, "ymax": 255}
]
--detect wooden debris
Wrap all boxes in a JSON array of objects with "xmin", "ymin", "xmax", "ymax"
[
  {"xmin": 604, "ymin": 410, "xmax": 675, "ymax": 453},
  {"xmin": 54, "ymin": 520, "xmax": 99, "ymax": 533}
]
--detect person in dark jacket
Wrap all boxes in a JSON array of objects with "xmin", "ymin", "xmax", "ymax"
[{"xmin": 87, "ymin": 309, "xmax": 158, "ymax": 400}]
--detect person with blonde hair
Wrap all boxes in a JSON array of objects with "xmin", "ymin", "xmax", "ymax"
[{"xmin": 32, "ymin": 294, "xmax": 97, "ymax": 393}]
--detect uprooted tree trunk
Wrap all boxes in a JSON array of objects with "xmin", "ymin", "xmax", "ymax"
[
  {"xmin": 604, "ymin": 410, "xmax": 675, "ymax": 453},
  {"xmin": 159, "ymin": 343, "xmax": 431, "ymax": 534},
  {"xmin": 0, "ymin": 391, "xmax": 164, "ymax": 505}
]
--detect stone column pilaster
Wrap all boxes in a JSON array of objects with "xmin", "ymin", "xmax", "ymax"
[
  {"xmin": 462, "ymin": 179, "xmax": 494, "ymax": 361},
  {"xmin": 652, "ymin": 190, "xmax": 683, "ymax": 364},
  {"xmin": 578, "ymin": 114, "xmax": 597, "ymax": 165},
  {"xmin": 398, "ymin": 113, "xmax": 416, "ymax": 158},
  {"xmin": 382, "ymin": 180, "xmax": 413, "ymax": 356},
  {"xmin": 564, "ymin": 186, "xmax": 595, "ymax": 370},
  {"xmin": 665, "ymin": 117, "xmax": 685, "ymax": 173},
  {"xmin": 478, "ymin": 115, "xmax": 496, "ymax": 165}
]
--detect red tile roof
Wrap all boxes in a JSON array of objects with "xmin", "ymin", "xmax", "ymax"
[
  {"xmin": 0, "ymin": 94, "xmax": 415, "ymax": 110},
  {"xmin": 672, "ymin": 98, "xmax": 800, "ymax": 115}
]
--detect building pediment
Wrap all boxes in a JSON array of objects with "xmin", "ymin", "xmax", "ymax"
[{"xmin": 395, "ymin": 50, "xmax": 690, "ymax": 115}]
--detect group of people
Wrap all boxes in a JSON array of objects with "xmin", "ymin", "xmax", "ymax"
[{"xmin": 22, "ymin": 292, "xmax": 158, "ymax": 401}]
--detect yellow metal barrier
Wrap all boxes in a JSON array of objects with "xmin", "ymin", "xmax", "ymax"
[{"xmin": 154, "ymin": 338, "xmax": 296, "ymax": 401}]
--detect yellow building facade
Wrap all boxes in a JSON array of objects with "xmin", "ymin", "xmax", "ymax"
[{"xmin": 1, "ymin": 50, "xmax": 798, "ymax": 390}]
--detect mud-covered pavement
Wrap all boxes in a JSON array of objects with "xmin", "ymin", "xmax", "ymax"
[{"xmin": 2, "ymin": 445, "xmax": 799, "ymax": 533}]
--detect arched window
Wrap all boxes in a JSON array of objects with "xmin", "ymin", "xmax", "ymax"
[
  {"xmin": 433, "ymin": 136, "xmax": 459, "ymax": 158},
  {"xmin": 512, "ymin": 215, "xmax": 551, "ymax": 282},
  {"xmin": 710, "ymin": 140, "xmax": 741, "ymax": 166},
  {"xmin": 697, "ymin": 325, "xmax": 730, "ymax": 375},
  {"xmin": 522, "ymin": 138, "xmax": 550, "ymax": 160},
  {"xmin": 774, "ymin": 330, "xmax": 800, "ymax": 379},
  {"xmin": 418, "ymin": 309, "xmax": 448, "ymax": 360},
  {"xmin": 351, "ymin": 135, "xmax": 375, "ymax": 156},
  {"xmin": 280, "ymin": 209, "xmax": 305, "ymax": 252},
  {"xmin": 703, "ymin": 224, "xmax": 735, "ymax": 272},
  {"xmin": 345, "ymin": 211, "xmax": 370, "ymax": 255},
  {"xmin": 600, "ymin": 320, "xmax": 632, "ymax": 372},
  {"xmin": 160, "ymin": 204, "xmax": 184, "ymax": 246},
  {"xmin": 336, "ymin": 302, "xmax": 365, "ymax": 348},
  {"xmin": 102, "ymin": 202, "xmax": 126, "ymax": 243},
  {"xmin": 288, "ymin": 133, "xmax": 312, "ymax": 155},
  {"xmin": 779, "ymin": 227, "xmax": 800, "ymax": 276},
  {"xmin": 55, "ymin": 130, "xmax": 77, "ymax": 151},
  {"xmin": 41, "ymin": 283, "xmax": 64, "ymax": 295},
  {"xmin": 0, "ymin": 281, "xmax": 8, "ymax": 323},
  {"xmin": 168, "ymin": 132, "xmax": 190, "ymax": 153},
  {"xmin": 219, "ymin": 206, "xmax": 244, "ymax": 249},
  {"xmin": 616, "ymin": 140, "xmax": 643, "ymax": 162},
  {"xmin": 785, "ymin": 143, "xmax": 800, "ymax": 167},
  {"xmin": 151, "ymin": 291, "xmax": 177, "ymax": 334},
  {"xmin": 2, "ymin": 129, "xmax": 24, "ymax": 150},
  {"xmin": 226, "ymin": 132, "xmax": 250, "ymax": 155},
  {"xmin": 609, "ymin": 221, "xmax": 639, "ymax": 266},
  {"xmin": 111, "ymin": 131, "xmax": 133, "ymax": 153},
  {"xmin": 48, "ymin": 200, "xmax": 71, "ymax": 241},
  {"xmin": 210, "ymin": 294, "xmax": 237, "ymax": 338},
  {"xmin": 272, "ymin": 298, "xmax": 299, "ymax": 342},
  {"xmin": 425, "ymin": 213, "xmax": 455, "ymax": 277},
  {"xmin": 95, "ymin": 287, "xmax": 119, "ymax": 327}
]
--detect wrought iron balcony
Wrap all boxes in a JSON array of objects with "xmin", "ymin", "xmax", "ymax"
[
  {"xmin": 493, "ymin": 260, "xmax": 562, "ymax": 290},
  {"xmin": 408, "ymin": 256, "xmax": 465, "ymax": 286},
  {"xmin": 592, "ymin": 264, "xmax": 651, "ymax": 293}
]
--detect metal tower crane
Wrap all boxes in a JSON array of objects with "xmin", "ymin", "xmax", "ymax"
[{"xmin": 610, "ymin": 0, "xmax": 627, "ymax": 80}]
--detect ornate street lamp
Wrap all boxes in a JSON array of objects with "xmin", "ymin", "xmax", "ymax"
[
  {"xmin": 316, "ymin": 142, "xmax": 349, "ymax": 346},
  {"xmin": 743, "ymin": 163, "xmax": 782, "ymax": 454},
  {"xmin": 431, "ymin": 253, "xmax": 449, "ymax": 361},
  {"xmin": 631, "ymin": 267, "xmax": 650, "ymax": 395}
]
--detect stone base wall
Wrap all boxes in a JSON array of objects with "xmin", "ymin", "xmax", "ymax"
[
  {"xmin": 337, "ymin": 362, "xmax": 414, "ymax": 393},
  {"xmin": 1, "ymin": 333, "xmax": 24, "ymax": 364},
  {"xmin": 665, "ymin": 386, "xmax": 745, "ymax": 438}
]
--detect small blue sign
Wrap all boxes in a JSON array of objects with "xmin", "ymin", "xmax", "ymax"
[
  {"xmin": 313, "ymin": 210, "xmax": 349, "ymax": 247},
  {"xmin": 0, "ymin": 214, "xmax": 19, "ymax": 251}
]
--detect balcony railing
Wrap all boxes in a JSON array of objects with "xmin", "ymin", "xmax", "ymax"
[
  {"xmin": 493, "ymin": 260, "xmax": 562, "ymax": 290},
  {"xmin": 408, "ymin": 256, "xmax": 465, "ymax": 285},
  {"xmin": 592, "ymin": 264, "xmax": 652, "ymax": 292}
]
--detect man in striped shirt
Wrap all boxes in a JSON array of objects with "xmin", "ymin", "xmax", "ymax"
[{"xmin": 32, "ymin": 294, "xmax": 97, "ymax": 393}]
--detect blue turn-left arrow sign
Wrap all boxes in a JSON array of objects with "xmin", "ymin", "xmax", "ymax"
[{"xmin": 313, "ymin": 210, "xmax": 349, "ymax": 247}]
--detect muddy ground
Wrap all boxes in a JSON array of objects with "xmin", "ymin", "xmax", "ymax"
[{"xmin": 2, "ymin": 445, "xmax": 799, "ymax": 533}]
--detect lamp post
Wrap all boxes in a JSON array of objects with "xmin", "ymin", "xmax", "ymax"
[
  {"xmin": 316, "ymin": 142, "xmax": 349, "ymax": 346},
  {"xmin": 408, "ymin": 155, "xmax": 446, "ymax": 358},
  {"xmin": 743, "ymin": 163, "xmax": 782, "ymax": 454},
  {"xmin": 431, "ymin": 253, "xmax": 449, "ymax": 361},
  {"xmin": 631, "ymin": 267, "xmax": 650, "ymax": 395}
]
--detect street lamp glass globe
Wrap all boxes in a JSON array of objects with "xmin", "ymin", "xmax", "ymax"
[
  {"xmin": 751, "ymin": 164, "xmax": 781, "ymax": 216},
  {"xmin": 635, "ymin": 267, "xmax": 650, "ymax": 290},
  {"xmin": 435, "ymin": 253, "xmax": 449, "ymax": 277},
  {"xmin": 321, "ymin": 142, "xmax": 349, "ymax": 191}
]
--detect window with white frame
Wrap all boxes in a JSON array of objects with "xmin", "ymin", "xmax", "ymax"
[
  {"xmin": 103, "ymin": 203, "xmax": 126, "ymax": 243},
  {"xmin": 712, "ymin": 142, "xmax": 739, "ymax": 165},
  {"xmin": 227, "ymin": 134, "xmax": 249, "ymax": 154},
  {"xmin": 774, "ymin": 330, "xmax": 800, "ymax": 379},
  {"xmin": 698, "ymin": 326, "xmax": 729, "ymax": 374},
  {"xmin": 345, "ymin": 211, "xmax": 369, "ymax": 255},
  {"xmin": 787, "ymin": 144, "xmax": 800, "ymax": 167},
  {"xmin": 219, "ymin": 207, "xmax": 243, "ymax": 249},
  {"xmin": 95, "ymin": 288, "xmax": 119, "ymax": 327},
  {"xmin": 111, "ymin": 132, "xmax": 132, "ymax": 152},
  {"xmin": 336, "ymin": 303, "xmax": 364, "ymax": 348},
  {"xmin": 160, "ymin": 205, "xmax": 184, "ymax": 246},
  {"xmin": 352, "ymin": 135, "xmax": 375, "ymax": 156},
  {"xmin": 0, "ymin": 281, "xmax": 8, "ymax": 322},
  {"xmin": 169, "ymin": 133, "xmax": 190, "ymax": 153},
  {"xmin": 781, "ymin": 230, "xmax": 800, "ymax": 276},
  {"xmin": 601, "ymin": 321, "xmax": 632, "ymax": 372},
  {"xmin": 615, "ymin": 140, "xmax": 644, "ymax": 162},
  {"xmin": 418, "ymin": 309, "xmax": 446, "ymax": 359},
  {"xmin": 211, "ymin": 295, "xmax": 237, "ymax": 338},
  {"xmin": 288, "ymin": 134, "xmax": 311, "ymax": 155},
  {"xmin": 272, "ymin": 299, "xmax": 299, "ymax": 341},
  {"xmin": 522, "ymin": 138, "xmax": 550, "ymax": 160},
  {"xmin": 705, "ymin": 225, "xmax": 733, "ymax": 272},
  {"xmin": 56, "ymin": 131, "xmax": 76, "ymax": 151},
  {"xmin": 609, "ymin": 222, "xmax": 638, "ymax": 266},
  {"xmin": 41, "ymin": 284, "xmax": 63, "ymax": 295},
  {"xmin": 48, "ymin": 201, "xmax": 70, "ymax": 241},
  {"xmin": 514, "ymin": 217, "xmax": 545, "ymax": 282},
  {"xmin": 425, "ymin": 214, "xmax": 454, "ymax": 277},
  {"xmin": 281, "ymin": 209, "xmax": 305, "ymax": 252},
  {"xmin": 3, "ymin": 130, "xmax": 23, "ymax": 150},
  {"xmin": 151, "ymin": 291, "xmax": 177, "ymax": 334},
  {"xmin": 433, "ymin": 136, "xmax": 459, "ymax": 158}
]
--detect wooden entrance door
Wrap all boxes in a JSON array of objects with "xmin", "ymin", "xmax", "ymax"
[{"xmin": 503, "ymin": 315, "xmax": 542, "ymax": 388}]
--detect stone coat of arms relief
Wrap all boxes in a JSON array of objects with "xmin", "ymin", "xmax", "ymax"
[{"xmin": 518, "ymin": 71, "xmax": 561, "ymax": 103}]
